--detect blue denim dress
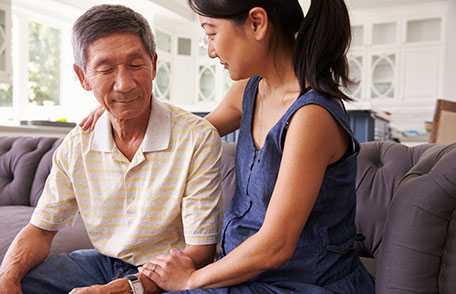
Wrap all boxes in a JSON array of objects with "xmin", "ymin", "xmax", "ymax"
[{"xmin": 170, "ymin": 76, "xmax": 375, "ymax": 293}]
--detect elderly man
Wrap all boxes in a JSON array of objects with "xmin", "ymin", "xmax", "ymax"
[{"xmin": 0, "ymin": 4, "xmax": 222, "ymax": 294}]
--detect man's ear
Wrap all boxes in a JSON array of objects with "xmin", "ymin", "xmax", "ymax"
[
  {"xmin": 247, "ymin": 7, "xmax": 269, "ymax": 41},
  {"xmin": 73, "ymin": 64, "xmax": 91, "ymax": 91},
  {"xmin": 150, "ymin": 52, "xmax": 158, "ymax": 80}
]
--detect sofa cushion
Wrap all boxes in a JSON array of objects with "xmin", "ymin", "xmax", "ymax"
[
  {"xmin": 30, "ymin": 138, "xmax": 62, "ymax": 207},
  {"xmin": 220, "ymin": 143, "xmax": 236, "ymax": 210},
  {"xmin": 376, "ymin": 143, "xmax": 456, "ymax": 294},
  {"xmin": 0, "ymin": 137, "xmax": 60, "ymax": 206},
  {"xmin": 355, "ymin": 142, "xmax": 433, "ymax": 258},
  {"xmin": 0, "ymin": 206, "xmax": 35, "ymax": 259},
  {"xmin": 0, "ymin": 206, "xmax": 92, "ymax": 262}
]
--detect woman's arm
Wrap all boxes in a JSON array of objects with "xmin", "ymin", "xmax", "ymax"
[
  {"xmin": 205, "ymin": 79, "xmax": 247, "ymax": 136},
  {"xmin": 142, "ymin": 105, "xmax": 349, "ymax": 290},
  {"xmin": 78, "ymin": 80, "xmax": 247, "ymax": 135}
]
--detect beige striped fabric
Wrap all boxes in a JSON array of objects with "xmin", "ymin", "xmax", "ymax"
[{"xmin": 31, "ymin": 99, "xmax": 223, "ymax": 266}]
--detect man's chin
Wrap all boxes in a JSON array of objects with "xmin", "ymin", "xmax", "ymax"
[{"xmin": 108, "ymin": 108, "xmax": 149, "ymax": 122}]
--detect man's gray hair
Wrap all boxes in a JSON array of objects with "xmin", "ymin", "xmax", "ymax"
[{"xmin": 72, "ymin": 4, "xmax": 156, "ymax": 69}]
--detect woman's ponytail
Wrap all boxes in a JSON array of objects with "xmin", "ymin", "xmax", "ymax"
[{"xmin": 293, "ymin": 0, "xmax": 353, "ymax": 101}]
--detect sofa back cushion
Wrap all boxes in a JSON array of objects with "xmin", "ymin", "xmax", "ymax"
[
  {"xmin": 0, "ymin": 137, "xmax": 61, "ymax": 206},
  {"xmin": 355, "ymin": 142, "xmax": 433, "ymax": 258},
  {"xmin": 29, "ymin": 138, "xmax": 62, "ymax": 207},
  {"xmin": 220, "ymin": 143, "xmax": 236, "ymax": 210},
  {"xmin": 375, "ymin": 143, "xmax": 456, "ymax": 294}
]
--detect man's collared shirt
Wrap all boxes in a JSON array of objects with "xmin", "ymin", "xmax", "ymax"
[{"xmin": 31, "ymin": 99, "xmax": 223, "ymax": 266}]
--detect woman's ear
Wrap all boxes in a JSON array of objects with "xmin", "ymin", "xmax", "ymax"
[{"xmin": 247, "ymin": 7, "xmax": 268, "ymax": 41}]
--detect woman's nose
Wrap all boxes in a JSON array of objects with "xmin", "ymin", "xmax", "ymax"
[{"xmin": 207, "ymin": 42, "xmax": 217, "ymax": 59}]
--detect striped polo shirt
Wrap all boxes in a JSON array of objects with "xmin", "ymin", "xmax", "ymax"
[{"xmin": 31, "ymin": 99, "xmax": 223, "ymax": 266}]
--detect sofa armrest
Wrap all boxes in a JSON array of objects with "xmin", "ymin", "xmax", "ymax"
[{"xmin": 376, "ymin": 143, "xmax": 456, "ymax": 294}]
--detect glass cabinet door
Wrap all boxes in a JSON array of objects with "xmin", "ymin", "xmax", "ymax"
[
  {"xmin": 347, "ymin": 55, "xmax": 363, "ymax": 99},
  {"xmin": 198, "ymin": 65, "xmax": 216, "ymax": 102},
  {"xmin": 371, "ymin": 54, "xmax": 396, "ymax": 99},
  {"xmin": 153, "ymin": 61, "xmax": 171, "ymax": 100}
]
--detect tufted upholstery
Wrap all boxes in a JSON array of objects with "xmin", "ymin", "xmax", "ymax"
[
  {"xmin": 0, "ymin": 137, "xmax": 62, "ymax": 206},
  {"xmin": 0, "ymin": 137, "xmax": 455, "ymax": 294},
  {"xmin": 354, "ymin": 142, "xmax": 440, "ymax": 259},
  {"xmin": 0, "ymin": 136, "xmax": 91, "ymax": 262},
  {"xmin": 355, "ymin": 142, "xmax": 456, "ymax": 294}
]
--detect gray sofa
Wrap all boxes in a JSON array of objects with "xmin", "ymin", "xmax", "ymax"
[{"xmin": 0, "ymin": 136, "xmax": 455, "ymax": 294}]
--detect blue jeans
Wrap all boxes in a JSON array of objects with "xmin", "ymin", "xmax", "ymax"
[{"xmin": 22, "ymin": 249, "xmax": 138, "ymax": 294}]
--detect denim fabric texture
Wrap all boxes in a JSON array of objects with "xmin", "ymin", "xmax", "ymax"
[{"xmin": 22, "ymin": 249, "xmax": 138, "ymax": 294}]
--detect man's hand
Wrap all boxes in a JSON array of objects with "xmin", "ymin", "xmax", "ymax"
[{"xmin": 0, "ymin": 275, "xmax": 23, "ymax": 294}]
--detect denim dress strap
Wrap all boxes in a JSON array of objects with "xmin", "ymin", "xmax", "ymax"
[
  {"xmin": 277, "ymin": 89, "xmax": 360, "ymax": 158},
  {"xmin": 240, "ymin": 75, "xmax": 262, "ymax": 126}
]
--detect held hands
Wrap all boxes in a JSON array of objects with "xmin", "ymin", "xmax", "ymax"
[
  {"xmin": 79, "ymin": 106, "xmax": 105, "ymax": 131},
  {"xmin": 139, "ymin": 249, "xmax": 196, "ymax": 291}
]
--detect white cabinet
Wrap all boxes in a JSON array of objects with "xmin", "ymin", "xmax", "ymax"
[
  {"xmin": 348, "ymin": 2, "xmax": 447, "ymax": 133},
  {"xmin": 195, "ymin": 34, "xmax": 232, "ymax": 111},
  {"xmin": 149, "ymin": 17, "xmax": 231, "ymax": 112}
]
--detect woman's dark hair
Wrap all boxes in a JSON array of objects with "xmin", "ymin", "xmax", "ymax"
[{"xmin": 188, "ymin": 0, "xmax": 353, "ymax": 101}]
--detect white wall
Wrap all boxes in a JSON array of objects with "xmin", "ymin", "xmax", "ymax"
[{"xmin": 443, "ymin": 0, "xmax": 456, "ymax": 100}]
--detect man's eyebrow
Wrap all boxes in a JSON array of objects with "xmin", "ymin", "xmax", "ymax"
[
  {"xmin": 91, "ymin": 57, "xmax": 111, "ymax": 67},
  {"xmin": 126, "ymin": 51, "xmax": 147, "ymax": 60},
  {"xmin": 90, "ymin": 50, "xmax": 146, "ymax": 67}
]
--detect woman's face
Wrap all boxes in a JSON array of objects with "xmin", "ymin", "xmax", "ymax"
[{"xmin": 198, "ymin": 15, "xmax": 266, "ymax": 81}]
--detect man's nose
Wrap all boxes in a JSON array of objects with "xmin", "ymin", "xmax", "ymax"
[{"xmin": 113, "ymin": 67, "xmax": 135, "ymax": 93}]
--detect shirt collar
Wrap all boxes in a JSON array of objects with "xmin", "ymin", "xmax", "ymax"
[{"xmin": 91, "ymin": 99, "xmax": 171, "ymax": 153}]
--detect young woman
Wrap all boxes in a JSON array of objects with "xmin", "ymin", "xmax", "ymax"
[{"xmin": 81, "ymin": 1, "xmax": 375, "ymax": 293}]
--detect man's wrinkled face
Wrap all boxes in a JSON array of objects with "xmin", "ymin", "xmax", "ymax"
[{"xmin": 75, "ymin": 32, "xmax": 157, "ymax": 120}]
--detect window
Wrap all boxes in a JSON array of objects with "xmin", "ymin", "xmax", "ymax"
[
  {"xmin": 27, "ymin": 21, "xmax": 61, "ymax": 106},
  {"xmin": 0, "ymin": 82, "xmax": 12, "ymax": 106},
  {"xmin": 0, "ymin": 10, "xmax": 7, "ymax": 74}
]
